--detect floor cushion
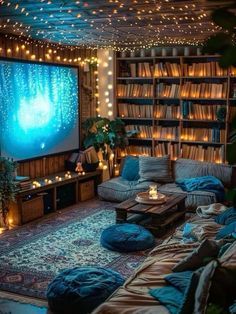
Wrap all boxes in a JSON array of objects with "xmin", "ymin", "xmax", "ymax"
[
  {"xmin": 47, "ymin": 267, "xmax": 124, "ymax": 314},
  {"xmin": 101, "ymin": 223, "xmax": 155, "ymax": 252},
  {"xmin": 98, "ymin": 177, "xmax": 158, "ymax": 202},
  {"xmin": 158, "ymin": 183, "xmax": 217, "ymax": 211}
]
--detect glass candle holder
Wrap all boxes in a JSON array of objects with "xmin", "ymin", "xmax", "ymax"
[{"xmin": 149, "ymin": 184, "xmax": 158, "ymax": 199}]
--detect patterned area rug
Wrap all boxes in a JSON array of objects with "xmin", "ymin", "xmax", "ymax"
[{"xmin": 0, "ymin": 201, "xmax": 151, "ymax": 300}]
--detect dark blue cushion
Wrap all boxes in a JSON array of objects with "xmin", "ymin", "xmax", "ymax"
[
  {"xmin": 101, "ymin": 223, "xmax": 155, "ymax": 252},
  {"xmin": 176, "ymin": 176, "xmax": 225, "ymax": 202},
  {"xmin": 150, "ymin": 286, "xmax": 182, "ymax": 314},
  {"xmin": 215, "ymin": 207, "xmax": 236, "ymax": 225},
  {"xmin": 121, "ymin": 156, "xmax": 139, "ymax": 181},
  {"xmin": 46, "ymin": 267, "xmax": 124, "ymax": 314},
  {"xmin": 215, "ymin": 221, "xmax": 236, "ymax": 240},
  {"xmin": 165, "ymin": 271, "xmax": 193, "ymax": 293}
]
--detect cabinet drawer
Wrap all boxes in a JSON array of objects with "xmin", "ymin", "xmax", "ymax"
[
  {"xmin": 22, "ymin": 196, "xmax": 44, "ymax": 223},
  {"xmin": 78, "ymin": 180, "xmax": 94, "ymax": 201}
]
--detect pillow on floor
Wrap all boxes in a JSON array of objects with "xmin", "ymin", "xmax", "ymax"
[
  {"xmin": 120, "ymin": 156, "xmax": 139, "ymax": 181},
  {"xmin": 138, "ymin": 155, "xmax": 173, "ymax": 183},
  {"xmin": 172, "ymin": 239, "xmax": 220, "ymax": 272}
]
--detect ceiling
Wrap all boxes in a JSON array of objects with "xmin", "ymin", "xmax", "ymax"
[{"xmin": 0, "ymin": 0, "xmax": 233, "ymax": 49}]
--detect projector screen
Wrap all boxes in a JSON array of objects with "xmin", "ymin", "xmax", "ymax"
[{"xmin": 0, "ymin": 59, "xmax": 79, "ymax": 161}]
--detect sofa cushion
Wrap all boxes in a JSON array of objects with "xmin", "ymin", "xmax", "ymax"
[
  {"xmin": 98, "ymin": 177, "xmax": 157, "ymax": 202},
  {"xmin": 158, "ymin": 183, "xmax": 217, "ymax": 211},
  {"xmin": 139, "ymin": 155, "xmax": 173, "ymax": 183},
  {"xmin": 120, "ymin": 156, "xmax": 139, "ymax": 181},
  {"xmin": 173, "ymin": 159, "xmax": 232, "ymax": 187}
]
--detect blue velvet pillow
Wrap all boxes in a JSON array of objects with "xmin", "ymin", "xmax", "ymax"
[
  {"xmin": 215, "ymin": 221, "xmax": 236, "ymax": 240},
  {"xmin": 215, "ymin": 207, "xmax": 236, "ymax": 225},
  {"xmin": 121, "ymin": 156, "xmax": 139, "ymax": 181}
]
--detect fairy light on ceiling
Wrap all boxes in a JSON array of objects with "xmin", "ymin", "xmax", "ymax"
[{"xmin": 0, "ymin": 0, "xmax": 226, "ymax": 50}]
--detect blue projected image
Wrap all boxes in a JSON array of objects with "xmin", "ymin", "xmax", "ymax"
[{"xmin": 0, "ymin": 59, "xmax": 79, "ymax": 160}]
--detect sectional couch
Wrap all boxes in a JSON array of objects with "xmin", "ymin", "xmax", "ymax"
[
  {"xmin": 98, "ymin": 157, "xmax": 235, "ymax": 211},
  {"xmin": 93, "ymin": 214, "xmax": 236, "ymax": 314}
]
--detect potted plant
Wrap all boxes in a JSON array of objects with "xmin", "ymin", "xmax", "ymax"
[
  {"xmin": 82, "ymin": 117, "xmax": 136, "ymax": 160},
  {"xmin": 0, "ymin": 157, "xmax": 17, "ymax": 229}
]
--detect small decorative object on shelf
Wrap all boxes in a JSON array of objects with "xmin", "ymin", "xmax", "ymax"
[{"xmin": 216, "ymin": 106, "xmax": 227, "ymax": 122}]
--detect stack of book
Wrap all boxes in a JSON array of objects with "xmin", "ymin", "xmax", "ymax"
[
  {"xmin": 154, "ymin": 63, "xmax": 181, "ymax": 77},
  {"xmin": 154, "ymin": 126, "xmax": 179, "ymax": 140},
  {"xmin": 181, "ymin": 128, "xmax": 225, "ymax": 143},
  {"xmin": 182, "ymin": 101, "xmax": 222, "ymax": 120},
  {"xmin": 183, "ymin": 62, "xmax": 228, "ymax": 77},
  {"xmin": 14, "ymin": 176, "xmax": 31, "ymax": 191},
  {"xmin": 118, "ymin": 103, "xmax": 153, "ymax": 118},
  {"xmin": 182, "ymin": 144, "xmax": 224, "ymax": 163},
  {"xmin": 181, "ymin": 82, "xmax": 227, "ymax": 99},
  {"xmin": 133, "ymin": 63, "xmax": 153, "ymax": 77},
  {"xmin": 125, "ymin": 125, "xmax": 153, "ymax": 138},
  {"xmin": 155, "ymin": 143, "xmax": 179, "ymax": 160},
  {"xmin": 155, "ymin": 104, "xmax": 180, "ymax": 119},
  {"xmin": 117, "ymin": 84, "xmax": 153, "ymax": 97},
  {"xmin": 156, "ymin": 83, "xmax": 180, "ymax": 98}
]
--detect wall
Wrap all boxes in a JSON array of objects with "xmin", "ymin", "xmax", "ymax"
[{"xmin": 0, "ymin": 34, "xmax": 98, "ymax": 178}]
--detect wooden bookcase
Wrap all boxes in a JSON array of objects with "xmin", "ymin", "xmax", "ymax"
[{"xmin": 115, "ymin": 51, "xmax": 236, "ymax": 164}]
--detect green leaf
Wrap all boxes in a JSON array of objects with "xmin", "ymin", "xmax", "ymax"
[
  {"xmin": 219, "ymin": 46, "xmax": 236, "ymax": 68},
  {"xmin": 226, "ymin": 142, "xmax": 236, "ymax": 164},
  {"xmin": 203, "ymin": 33, "xmax": 232, "ymax": 54},
  {"xmin": 226, "ymin": 189, "xmax": 236, "ymax": 207},
  {"xmin": 212, "ymin": 8, "xmax": 236, "ymax": 31}
]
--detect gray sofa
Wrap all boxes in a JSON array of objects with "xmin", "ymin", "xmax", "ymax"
[{"xmin": 98, "ymin": 158, "xmax": 234, "ymax": 210}]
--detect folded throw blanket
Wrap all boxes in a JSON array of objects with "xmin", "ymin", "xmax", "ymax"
[
  {"xmin": 215, "ymin": 207, "xmax": 236, "ymax": 225},
  {"xmin": 196, "ymin": 203, "xmax": 228, "ymax": 219},
  {"xmin": 176, "ymin": 176, "xmax": 225, "ymax": 201}
]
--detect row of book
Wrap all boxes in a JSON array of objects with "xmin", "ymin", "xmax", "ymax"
[
  {"xmin": 154, "ymin": 126, "xmax": 179, "ymax": 140},
  {"xmin": 154, "ymin": 143, "xmax": 179, "ymax": 160},
  {"xmin": 182, "ymin": 102, "xmax": 224, "ymax": 120},
  {"xmin": 182, "ymin": 144, "xmax": 224, "ymax": 163},
  {"xmin": 125, "ymin": 125, "xmax": 153, "ymax": 138},
  {"xmin": 117, "ymin": 84, "xmax": 153, "ymax": 97},
  {"xmin": 156, "ymin": 83, "xmax": 180, "ymax": 98},
  {"xmin": 130, "ymin": 63, "xmax": 153, "ymax": 77},
  {"xmin": 117, "ymin": 146, "xmax": 152, "ymax": 157},
  {"xmin": 156, "ymin": 105, "xmax": 180, "ymax": 119},
  {"xmin": 183, "ymin": 62, "xmax": 228, "ymax": 77},
  {"xmin": 181, "ymin": 82, "xmax": 227, "ymax": 99},
  {"xmin": 181, "ymin": 128, "xmax": 225, "ymax": 143},
  {"xmin": 154, "ymin": 63, "xmax": 181, "ymax": 77},
  {"xmin": 118, "ymin": 103, "xmax": 153, "ymax": 118}
]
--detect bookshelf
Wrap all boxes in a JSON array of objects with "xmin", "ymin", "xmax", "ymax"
[{"xmin": 115, "ymin": 51, "xmax": 236, "ymax": 164}]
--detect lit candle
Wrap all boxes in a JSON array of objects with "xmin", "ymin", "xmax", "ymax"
[
  {"xmin": 48, "ymin": 180, "xmax": 52, "ymax": 184},
  {"xmin": 68, "ymin": 174, "xmax": 72, "ymax": 178},
  {"xmin": 58, "ymin": 177, "xmax": 62, "ymax": 181},
  {"xmin": 32, "ymin": 184, "xmax": 36, "ymax": 189},
  {"xmin": 149, "ymin": 184, "xmax": 158, "ymax": 200},
  {"xmin": 82, "ymin": 171, "xmax": 85, "ymax": 176},
  {"xmin": 44, "ymin": 179, "xmax": 48, "ymax": 184},
  {"xmin": 55, "ymin": 176, "xmax": 59, "ymax": 181}
]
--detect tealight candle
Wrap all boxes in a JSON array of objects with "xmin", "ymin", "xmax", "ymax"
[
  {"xmin": 58, "ymin": 177, "xmax": 62, "ymax": 181},
  {"xmin": 55, "ymin": 176, "xmax": 59, "ymax": 180},
  {"xmin": 48, "ymin": 180, "xmax": 52, "ymax": 184},
  {"xmin": 32, "ymin": 184, "xmax": 36, "ymax": 189},
  {"xmin": 82, "ymin": 171, "xmax": 85, "ymax": 176},
  {"xmin": 68, "ymin": 174, "xmax": 72, "ymax": 178},
  {"xmin": 44, "ymin": 179, "xmax": 48, "ymax": 183},
  {"xmin": 149, "ymin": 184, "xmax": 158, "ymax": 200},
  {"xmin": 65, "ymin": 173, "xmax": 69, "ymax": 178}
]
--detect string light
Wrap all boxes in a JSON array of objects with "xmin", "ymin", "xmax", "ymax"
[{"xmin": 0, "ymin": 0, "xmax": 223, "ymax": 50}]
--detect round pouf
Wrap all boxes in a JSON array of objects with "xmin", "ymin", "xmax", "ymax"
[
  {"xmin": 46, "ymin": 267, "xmax": 124, "ymax": 314},
  {"xmin": 101, "ymin": 223, "xmax": 155, "ymax": 252}
]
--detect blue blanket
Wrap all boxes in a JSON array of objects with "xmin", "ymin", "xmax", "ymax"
[
  {"xmin": 176, "ymin": 176, "xmax": 225, "ymax": 201},
  {"xmin": 215, "ymin": 207, "xmax": 236, "ymax": 225}
]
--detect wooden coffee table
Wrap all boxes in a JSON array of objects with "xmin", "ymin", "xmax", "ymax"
[{"xmin": 115, "ymin": 193, "xmax": 186, "ymax": 236}]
